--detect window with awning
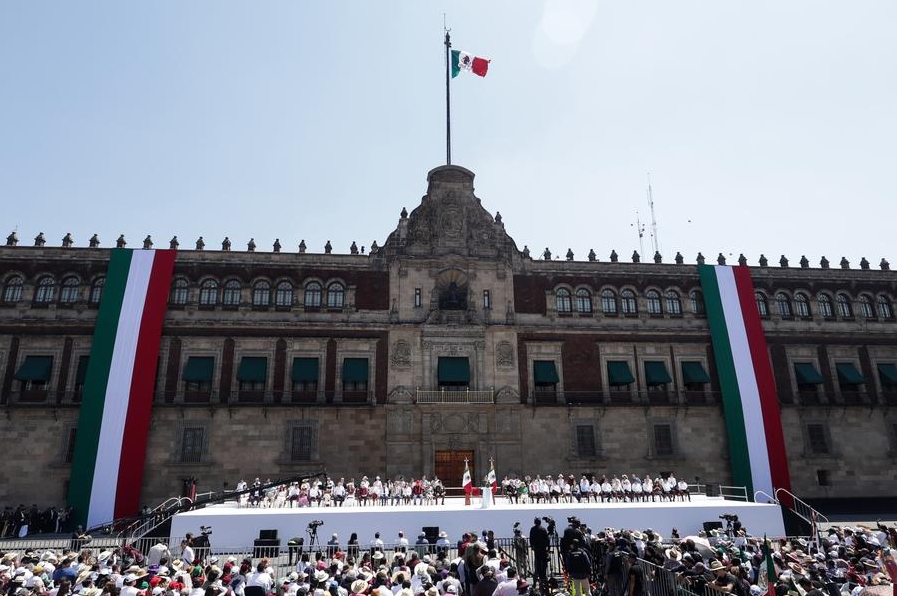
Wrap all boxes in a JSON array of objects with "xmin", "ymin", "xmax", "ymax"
[
  {"xmin": 835, "ymin": 363, "xmax": 864, "ymax": 386},
  {"xmin": 236, "ymin": 356, "xmax": 267, "ymax": 392},
  {"xmin": 533, "ymin": 360, "xmax": 559, "ymax": 385},
  {"xmin": 291, "ymin": 358, "xmax": 319, "ymax": 383},
  {"xmin": 644, "ymin": 361, "xmax": 672, "ymax": 385},
  {"xmin": 681, "ymin": 361, "xmax": 711, "ymax": 384},
  {"xmin": 794, "ymin": 363, "xmax": 824, "ymax": 385},
  {"xmin": 183, "ymin": 357, "xmax": 214, "ymax": 382},
  {"xmin": 14, "ymin": 356, "xmax": 53, "ymax": 383},
  {"xmin": 878, "ymin": 363, "xmax": 897, "ymax": 386},
  {"xmin": 342, "ymin": 358, "xmax": 369, "ymax": 382},
  {"xmin": 438, "ymin": 357, "xmax": 470, "ymax": 385},
  {"xmin": 607, "ymin": 361, "xmax": 635, "ymax": 386}
]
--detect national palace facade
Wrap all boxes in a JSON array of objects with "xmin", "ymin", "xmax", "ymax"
[{"xmin": 2, "ymin": 165, "xmax": 896, "ymax": 509}]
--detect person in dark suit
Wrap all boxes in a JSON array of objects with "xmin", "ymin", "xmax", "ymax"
[{"xmin": 529, "ymin": 517, "xmax": 550, "ymax": 594}]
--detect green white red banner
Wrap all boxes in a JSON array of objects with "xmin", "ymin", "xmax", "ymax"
[
  {"xmin": 68, "ymin": 249, "xmax": 175, "ymax": 528},
  {"xmin": 699, "ymin": 265, "xmax": 791, "ymax": 498}
]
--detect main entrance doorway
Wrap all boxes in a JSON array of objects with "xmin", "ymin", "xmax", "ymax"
[{"xmin": 435, "ymin": 449, "xmax": 474, "ymax": 496}]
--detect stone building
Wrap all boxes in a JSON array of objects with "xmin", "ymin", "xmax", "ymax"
[{"xmin": 1, "ymin": 165, "xmax": 896, "ymax": 513}]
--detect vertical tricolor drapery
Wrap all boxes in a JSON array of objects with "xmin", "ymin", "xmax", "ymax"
[
  {"xmin": 699, "ymin": 265, "xmax": 791, "ymax": 498},
  {"xmin": 68, "ymin": 249, "xmax": 176, "ymax": 528},
  {"xmin": 462, "ymin": 460, "xmax": 473, "ymax": 496}
]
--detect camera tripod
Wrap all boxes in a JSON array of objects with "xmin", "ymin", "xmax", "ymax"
[{"xmin": 306, "ymin": 525, "xmax": 322, "ymax": 554}]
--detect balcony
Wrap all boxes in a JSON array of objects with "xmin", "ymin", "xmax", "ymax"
[{"xmin": 415, "ymin": 389, "xmax": 494, "ymax": 404}]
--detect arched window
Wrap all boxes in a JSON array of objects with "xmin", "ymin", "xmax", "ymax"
[
  {"xmin": 304, "ymin": 281, "xmax": 322, "ymax": 308},
  {"xmin": 621, "ymin": 289, "xmax": 638, "ymax": 315},
  {"xmin": 755, "ymin": 292, "xmax": 768, "ymax": 317},
  {"xmin": 690, "ymin": 290, "xmax": 705, "ymax": 315},
  {"xmin": 818, "ymin": 293, "xmax": 834, "ymax": 318},
  {"xmin": 601, "ymin": 289, "xmax": 617, "ymax": 314},
  {"xmin": 199, "ymin": 279, "xmax": 219, "ymax": 306},
  {"xmin": 556, "ymin": 288, "xmax": 572, "ymax": 313},
  {"xmin": 877, "ymin": 295, "xmax": 894, "ymax": 319},
  {"xmin": 794, "ymin": 293, "xmax": 811, "ymax": 318},
  {"xmin": 34, "ymin": 276, "xmax": 56, "ymax": 304},
  {"xmin": 646, "ymin": 290, "xmax": 662, "ymax": 315},
  {"xmin": 252, "ymin": 281, "xmax": 271, "ymax": 307},
  {"xmin": 89, "ymin": 277, "xmax": 105, "ymax": 305},
  {"xmin": 275, "ymin": 281, "xmax": 293, "ymax": 307},
  {"xmin": 222, "ymin": 279, "xmax": 241, "ymax": 306},
  {"xmin": 170, "ymin": 279, "xmax": 189, "ymax": 305},
  {"xmin": 575, "ymin": 288, "xmax": 592, "ymax": 314},
  {"xmin": 858, "ymin": 294, "xmax": 875, "ymax": 318},
  {"xmin": 327, "ymin": 282, "xmax": 345, "ymax": 309},
  {"xmin": 837, "ymin": 293, "xmax": 853, "ymax": 318},
  {"xmin": 776, "ymin": 292, "xmax": 792, "ymax": 318},
  {"xmin": 665, "ymin": 291, "xmax": 682, "ymax": 315},
  {"xmin": 2, "ymin": 275, "xmax": 24, "ymax": 303},
  {"xmin": 59, "ymin": 276, "xmax": 80, "ymax": 304}
]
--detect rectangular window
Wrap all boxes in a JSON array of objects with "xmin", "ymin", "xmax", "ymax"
[
  {"xmin": 483, "ymin": 290, "xmax": 491, "ymax": 310},
  {"xmin": 63, "ymin": 427, "xmax": 77, "ymax": 464},
  {"xmin": 653, "ymin": 423, "xmax": 674, "ymax": 456},
  {"xmin": 414, "ymin": 288, "xmax": 422, "ymax": 308},
  {"xmin": 816, "ymin": 469, "xmax": 830, "ymax": 487},
  {"xmin": 806, "ymin": 424, "xmax": 830, "ymax": 454},
  {"xmin": 290, "ymin": 426, "xmax": 315, "ymax": 462},
  {"xmin": 180, "ymin": 427, "xmax": 205, "ymax": 463},
  {"xmin": 575, "ymin": 425, "xmax": 596, "ymax": 458}
]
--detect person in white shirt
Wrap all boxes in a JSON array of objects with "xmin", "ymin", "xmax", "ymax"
[
  {"xmin": 632, "ymin": 477, "xmax": 644, "ymax": 501},
  {"xmin": 396, "ymin": 531, "xmax": 409, "ymax": 553},
  {"xmin": 148, "ymin": 540, "xmax": 171, "ymax": 566},
  {"xmin": 121, "ymin": 574, "xmax": 140, "ymax": 596},
  {"xmin": 370, "ymin": 532, "xmax": 385, "ymax": 554},
  {"xmin": 493, "ymin": 568, "xmax": 519, "ymax": 596},
  {"xmin": 246, "ymin": 562, "xmax": 273, "ymax": 592},
  {"xmin": 181, "ymin": 539, "xmax": 195, "ymax": 566}
]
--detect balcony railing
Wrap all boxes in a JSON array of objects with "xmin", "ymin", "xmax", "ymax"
[{"xmin": 416, "ymin": 389, "xmax": 494, "ymax": 404}]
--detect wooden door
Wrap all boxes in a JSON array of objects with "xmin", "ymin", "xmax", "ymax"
[{"xmin": 435, "ymin": 449, "xmax": 474, "ymax": 496}]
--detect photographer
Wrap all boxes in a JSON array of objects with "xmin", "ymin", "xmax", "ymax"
[
  {"xmin": 512, "ymin": 524, "xmax": 529, "ymax": 579},
  {"xmin": 529, "ymin": 518, "xmax": 550, "ymax": 593},
  {"xmin": 560, "ymin": 517, "xmax": 585, "ymax": 565}
]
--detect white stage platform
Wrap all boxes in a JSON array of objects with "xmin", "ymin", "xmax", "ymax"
[{"xmin": 170, "ymin": 496, "xmax": 785, "ymax": 548}]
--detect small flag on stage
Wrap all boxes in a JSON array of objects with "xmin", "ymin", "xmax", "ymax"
[
  {"xmin": 487, "ymin": 459, "xmax": 497, "ymax": 494},
  {"xmin": 451, "ymin": 50, "xmax": 490, "ymax": 78},
  {"xmin": 462, "ymin": 460, "xmax": 473, "ymax": 495}
]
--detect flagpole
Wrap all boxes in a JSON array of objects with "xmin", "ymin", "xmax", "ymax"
[{"xmin": 444, "ymin": 27, "xmax": 452, "ymax": 165}]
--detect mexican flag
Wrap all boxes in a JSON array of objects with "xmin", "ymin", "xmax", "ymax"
[
  {"xmin": 451, "ymin": 50, "xmax": 490, "ymax": 77},
  {"xmin": 699, "ymin": 265, "xmax": 791, "ymax": 499},
  {"xmin": 462, "ymin": 460, "xmax": 473, "ymax": 495},
  {"xmin": 760, "ymin": 535, "xmax": 777, "ymax": 596},
  {"xmin": 68, "ymin": 249, "xmax": 176, "ymax": 528},
  {"xmin": 487, "ymin": 460, "xmax": 497, "ymax": 494}
]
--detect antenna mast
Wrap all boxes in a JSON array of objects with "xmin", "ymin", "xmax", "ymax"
[
  {"xmin": 647, "ymin": 173, "xmax": 659, "ymax": 255},
  {"xmin": 633, "ymin": 212, "xmax": 646, "ymax": 257}
]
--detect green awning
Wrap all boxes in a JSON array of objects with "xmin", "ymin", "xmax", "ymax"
[
  {"xmin": 681, "ymin": 361, "xmax": 711, "ymax": 384},
  {"xmin": 607, "ymin": 361, "xmax": 635, "ymax": 385},
  {"xmin": 438, "ymin": 357, "xmax": 470, "ymax": 383},
  {"xmin": 794, "ymin": 363, "xmax": 824, "ymax": 385},
  {"xmin": 75, "ymin": 356, "xmax": 90, "ymax": 385},
  {"xmin": 878, "ymin": 363, "xmax": 897, "ymax": 386},
  {"xmin": 644, "ymin": 361, "xmax": 672, "ymax": 385},
  {"xmin": 291, "ymin": 357, "xmax": 319, "ymax": 382},
  {"xmin": 14, "ymin": 356, "xmax": 53, "ymax": 381},
  {"xmin": 183, "ymin": 356, "xmax": 214, "ymax": 382},
  {"xmin": 236, "ymin": 356, "xmax": 267, "ymax": 382},
  {"xmin": 835, "ymin": 363, "xmax": 864, "ymax": 385},
  {"xmin": 533, "ymin": 360, "xmax": 559, "ymax": 384},
  {"xmin": 342, "ymin": 358, "xmax": 369, "ymax": 382}
]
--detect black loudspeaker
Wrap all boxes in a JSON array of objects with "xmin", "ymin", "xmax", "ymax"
[
  {"xmin": 259, "ymin": 529, "xmax": 278, "ymax": 540},
  {"xmin": 423, "ymin": 526, "xmax": 440, "ymax": 544},
  {"xmin": 703, "ymin": 521, "xmax": 724, "ymax": 533},
  {"xmin": 253, "ymin": 538, "xmax": 280, "ymax": 558}
]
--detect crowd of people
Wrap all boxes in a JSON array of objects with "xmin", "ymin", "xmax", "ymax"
[
  {"xmin": 0, "ymin": 506, "xmax": 71, "ymax": 538},
  {"xmin": 4, "ymin": 517, "xmax": 895, "ymax": 596},
  {"xmin": 230, "ymin": 472, "xmax": 692, "ymax": 509}
]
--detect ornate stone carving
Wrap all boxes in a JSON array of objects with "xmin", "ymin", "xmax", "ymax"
[
  {"xmin": 496, "ymin": 341, "xmax": 515, "ymax": 368},
  {"xmin": 388, "ymin": 386, "xmax": 414, "ymax": 404},
  {"xmin": 442, "ymin": 413, "xmax": 466, "ymax": 433},
  {"xmin": 390, "ymin": 340, "xmax": 412, "ymax": 367},
  {"xmin": 387, "ymin": 408, "xmax": 414, "ymax": 434}
]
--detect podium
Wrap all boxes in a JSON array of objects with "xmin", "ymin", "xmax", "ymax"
[{"xmin": 481, "ymin": 486, "xmax": 493, "ymax": 509}]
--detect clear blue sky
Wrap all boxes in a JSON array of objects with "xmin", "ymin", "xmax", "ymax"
[{"xmin": 2, "ymin": 1, "xmax": 895, "ymax": 265}]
